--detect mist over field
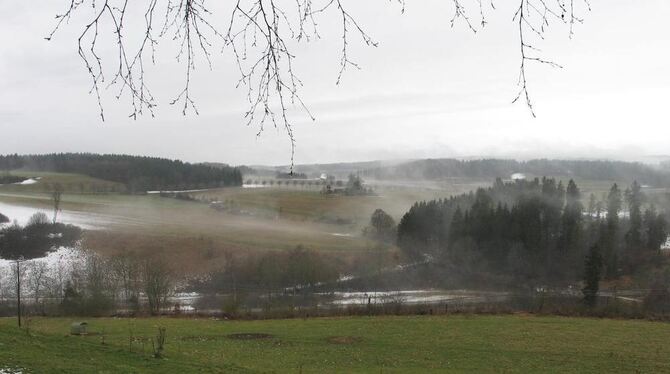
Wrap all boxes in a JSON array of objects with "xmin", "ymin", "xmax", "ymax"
[{"xmin": 2, "ymin": 0, "xmax": 670, "ymax": 372}]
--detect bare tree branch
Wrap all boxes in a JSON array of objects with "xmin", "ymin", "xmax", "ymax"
[{"xmin": 47, "ymin": 0, "xmax": 588, "ymax": 167}]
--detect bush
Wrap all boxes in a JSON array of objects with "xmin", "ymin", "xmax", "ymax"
[
  {"xmin": 60, "ymin": 282, "xmax": 83, "ymax": 315},
  {"xmin": 644, "ymin": 282, "xmax": 670, "ymax": 314}
]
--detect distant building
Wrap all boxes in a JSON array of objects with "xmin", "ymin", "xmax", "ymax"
[{"xmin": 511, "ymin": 173, "xmax": 526, "ymax": 180}]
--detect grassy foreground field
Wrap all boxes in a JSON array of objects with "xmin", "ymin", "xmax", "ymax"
[{"xmin": 1, "ymin": 315, "xmax": 669, "ymax": 373}]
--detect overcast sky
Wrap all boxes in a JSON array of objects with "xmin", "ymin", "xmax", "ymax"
[{"xmin": 1, "ymin": 0, "xmax": 668, "ymax": 166}]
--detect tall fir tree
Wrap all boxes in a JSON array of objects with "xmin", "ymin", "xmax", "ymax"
[
  {"xmin": 582, "ymin": 244, "xmax": 603, "ymax": 308},
  {"xmin": 604, "ymin": 183, "xmax": 622, "ymax": 278},
  {"xmin": 625, "ymin": 181, "xmax": 644, "ymax": 250},
  {"xmin": 560, "ymin": 179, "xmax": 584, "ymax": 277}
]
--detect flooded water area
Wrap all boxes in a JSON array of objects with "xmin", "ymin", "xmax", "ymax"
[
  {"xmin": 324, "ymin": 289, "xmax": 510, "ymax": 306},
  {"xmin": 0, "ymin": 200, "xmax": 118, "ymax": 230},
  {"xmin": 176, "ymin": 288, "xmax": 515, "ymax": 315}
]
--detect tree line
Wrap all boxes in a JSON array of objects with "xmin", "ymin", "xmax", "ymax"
[
  {"xmin": 364, "ymin": 159, "xmax": 670, "ymax": 186},
  {"xmin": 0, "ymin": 153, "xmax": 243, "ymax": 192},
  {"xmin": 0, "ymin": 240, "xmax": 341, "ymax": 318},
  {"xmin": 0, "ymin": 174, "xmax": 26, "ymax": 185},
  {"xmin": 194, "ymin": 247, "xmax": 340, "ymax": 315},
  {"xmin": 397, "ymin": 178, "xmax": 669, "ymax": 288}
]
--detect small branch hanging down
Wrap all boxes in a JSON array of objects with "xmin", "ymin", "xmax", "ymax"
[
  {"xmin": 331, "ymin": 0, "xmax": 379, "ymax": 85},
  {"xmin": 47, "ymin": 0, "xmax": 160, "ymax": 120},
  {"xmin": 162, "ymin": 0, "xmax": 224, "ymax": 116},
  {"xmin": 447, "ymin": 0, "xmax": 589, "ymax": 116},
  {"xmin": 510, "ymin": 0, "xmax": 590, "ymax": 116},
  {"xmin": 222, "ymin": 0, "xmax": 385, "ymax": 166}
]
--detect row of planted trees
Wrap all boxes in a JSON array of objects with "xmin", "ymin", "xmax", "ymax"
[{"xmin": 0, "ymin": 249, "xmax": 175, "ymax": 318}]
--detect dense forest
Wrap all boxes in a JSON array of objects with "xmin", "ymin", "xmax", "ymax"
[
  {"xmin": 398, "ymin": 178, "xmax": 669, "ymax": 287},
  {"xmin": 0, "ymin": 153, "xmax": 242, "ymax": 192},
  {"xmin": 365, "ymin": 159, "xmax": 670, "ymax": 186}
]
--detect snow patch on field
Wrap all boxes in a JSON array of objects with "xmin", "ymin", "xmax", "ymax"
[
  {"xmin": 147, "ymin": 188, "xmax": 212, "ymax": 194},
  {"xmin": 0, "ymin": 367, "xmax": 25, "ymax": 374},
  {"xmin": 16, "ymin": 178, "xmax": 38, "ymax": 185},
  {"xmin": 0, "ymin": 246, "xmax": 82, "ymax": 269},
  {"xmin": 331, "ymin": 233, "xmax": 353, "ymax": 237}
]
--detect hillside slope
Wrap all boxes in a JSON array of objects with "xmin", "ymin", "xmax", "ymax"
[{"xmin": 0, "ymin": 153, "xmax": 242, "ymax": 192}]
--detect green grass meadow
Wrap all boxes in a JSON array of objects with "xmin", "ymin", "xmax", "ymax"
[{"xmin": 1, "ymin": 315, "xmax": 669, "ymax": 373}]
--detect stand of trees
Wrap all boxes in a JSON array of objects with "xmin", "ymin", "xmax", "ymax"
[
  {"xmin": 398, "ymin": 178, "xmax": 669, "ymax": 287},
  {"xmin": 344, "ymin": 174, "xmax": 373, "ymax": 196},
  {"xmin": 0, "ymin": 213, "xmax": 82, "ymax": 261},
  {"xmin": 0, "ymin": 153, "xmax": 243, "ymax": 192},
  {"xmin": 0, "ymin": 242, "xmax": 340, "ymax": 317},
  {"xmin": 193, "ymin": 246, "xmax": 340, "ymax": 314},
  {"xmin": 0, "ymin": 249, "xmax": 177, "ymax": 317},
  {"xmin": 0, "ymin": 213, "xmax": 82, "ymax": 325},
  {"xmin": 364, "ymin": 209, "xmax": 397, "ymax": 243},
  {"xmin": 0, "ymin": 175, "xmax": 26, "ymax": 185}
]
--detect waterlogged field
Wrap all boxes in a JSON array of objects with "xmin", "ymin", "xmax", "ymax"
[{"xmin": 1, "ymin": 315, "xmax": 669, "ymax": 373}]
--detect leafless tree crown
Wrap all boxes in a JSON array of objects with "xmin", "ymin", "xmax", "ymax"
[{"xmin": 48, "ymin": 0, "xmax": 588, "ymax": 164}]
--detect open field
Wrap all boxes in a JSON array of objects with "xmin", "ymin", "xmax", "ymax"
[
  {"xmin": 0, "ymin": 190, "xmax": 377, "ymax": 273},
  {"xmin": 1, "ymin": 315, "xmax": 669, "ymax": 373},
  {"xmin": 190, "ymin": 183, "xmax": 476, "ymax": 223}
]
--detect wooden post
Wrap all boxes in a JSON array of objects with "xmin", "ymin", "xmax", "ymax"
[{"xmin": 16, "ymin": 260, "xmax": 21, "ymax": 327}]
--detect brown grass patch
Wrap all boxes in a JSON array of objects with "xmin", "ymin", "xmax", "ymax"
[
  {"xmin": 180, "ymin": 335, "xmax": 224, "ymax": 342},
  {"xmin": 326, "ymin": 336, "xmax": 363, "ymax": 345},
  {"xmin": 227, "ymin": 333, "xmax": 274, "ymax": 340}
]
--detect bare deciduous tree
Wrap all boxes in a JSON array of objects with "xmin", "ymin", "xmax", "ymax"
[
  {"xmin": 26, "ymin": 260, "xmax": 49, "ymax": 311},
  {"xmin": 142, "ymin": 258, "xmax": 173, "ymax": 315},
  {"xmin": 52, "ymin": 184, "xmax": 63, "ymax": 224},
  {"xmin": 110, "ymin": 251, "xmax": 141, "ymax": 308}
]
